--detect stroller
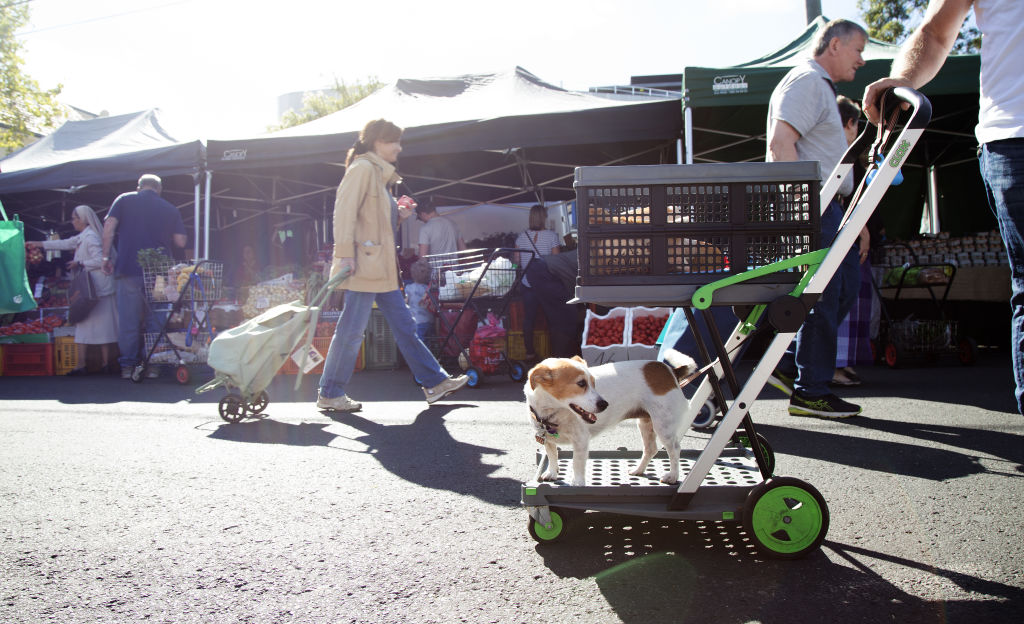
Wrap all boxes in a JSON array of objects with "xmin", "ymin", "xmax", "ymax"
[{"xmin": 196, "ymin": 269, "xmax": 348, "ymax": 422}]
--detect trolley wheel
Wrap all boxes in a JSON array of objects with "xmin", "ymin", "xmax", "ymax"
[
  {"xmin": 735, "ymin": 432, "xmax": 775, "ymax": 476},
  {"xmin": 743, "ymin": 476, "xmax": 829, "ymax": 559},
  {"xmin": 508, "ymin": 360, "xmax": 527, "ymax": 383},
  {"xmin": 958, "ymin": 336, "xmax": 979, "ymax": 366},
  {"xmin": 465, "ymin": 367, "xmax": 482, "ymax": 388},
  {"xmin": 246, "ymin": 390, "xmax": 270, "ymax": 415},
  {"xmin": 691, "ymin": 398, "xmax": 718, "ymax": 429},
  {"xmin": 131, "ymin": 364, "xmax": 145, "ymax": 383},
  {"xmin": 218, "ymin": 394, "xmax": 247, "ymax": 424},
  {"xmin": 884, "ymin": 342, "xmax": 903, "ymax": 368},
  {"xmin": 175, "ymin": 365, "xmax": 190, "ymax": 384},
  {"xmin": 527, "ymin": 508, "xmax": 569, "ymax": 544}
]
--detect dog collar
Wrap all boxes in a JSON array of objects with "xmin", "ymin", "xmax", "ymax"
[{"xmin": 529, "ymin": 406, "xmax": 558, "ymax": 443}]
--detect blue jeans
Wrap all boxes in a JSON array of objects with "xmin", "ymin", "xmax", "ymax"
[
  {"xmin": 318, "ymin": 289, "xmax": 448, "ymax": 398},
  {"xmin": 777, "ymin": 200, "xmax": 860, "ymax": 396},
  {"xmin": 980, "ymin": 139, "xmax": 1024, "ymax": 415},
  {"xmin": 115, "ymin": 276, "xmax": 162, "ymax": 369}
]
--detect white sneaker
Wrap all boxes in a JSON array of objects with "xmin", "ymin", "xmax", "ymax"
[
  {"xmin": 317, "ymin": 394, "xmax": 362, "ymax": 412},
  {"xmin": 423, "ymin": 375, "xmax": 469, "ymax": 404}
]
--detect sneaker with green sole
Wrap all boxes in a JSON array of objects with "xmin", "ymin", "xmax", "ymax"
[
  {"xmin": 767, "ymin": 369, "xmax": 795, "ymax": 396},
  {"xmin": 789, "ymin": 391, "xmax": 861, "ymax": 418}
]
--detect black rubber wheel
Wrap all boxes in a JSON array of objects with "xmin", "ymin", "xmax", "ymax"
[
  {"xmin": 958, "ymin": 336, "xmax": 979, "ymax": 366},
  {"xmin": 175, "ymin": 365, "xmax": 190, "ymax": 384},
  {"xmin": 735, "ymin": 432, "xmax": 775, "ymax": 476},
  {"xmin": 508, "ymin": 360, "xmax": 527, "ymax": 383},
  {"xmin": 246, "ymin": 390, "xmax": 270, "ymax": 414},
  {"xmin": 743, "ymin": 476, "xmax": 829, "ymax": 559},
  {"xmin": 218, "ymin": 394, "xmax": 246, "ymax": 424},
  {"xmin": 527, "ymin": 508, "xmax": 568, "ymax": 544},
  {"xmin": 131, "ymin": 364, "xmax": 144, "ymax": 383}
]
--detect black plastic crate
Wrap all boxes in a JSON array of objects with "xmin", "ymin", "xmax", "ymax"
[{"xmin": 575, "ymin": 162, "xmax": 821, "ymax": 286}]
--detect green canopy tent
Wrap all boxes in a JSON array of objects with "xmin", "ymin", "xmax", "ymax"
[{"xmin": 680, "ymin": 16, "xmax": 985, "ymax": 238}]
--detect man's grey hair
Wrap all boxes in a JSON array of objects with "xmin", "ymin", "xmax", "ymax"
[
  {"xmin": 814, "ymin": 19, "xmax": 868, "ymax": 57},
  {"xmin": 137, "ymin": 174, "xmax": 162, "ymax": 192}
]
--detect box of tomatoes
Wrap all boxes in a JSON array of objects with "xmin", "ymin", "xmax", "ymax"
[
  {"xmin": 626, "ymin": 307, "xmax": 671, "ymax": 360},
  {"xmin": 581, "ymin": 307, "xmax": 629, "ymax": 365}
]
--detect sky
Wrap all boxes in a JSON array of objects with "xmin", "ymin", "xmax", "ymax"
[{"xmin": 17, "ymin": 0, "xmax": 865, "ymax": 138}]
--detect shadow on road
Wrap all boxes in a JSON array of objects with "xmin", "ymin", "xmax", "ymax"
[
  {"xmin": 206, "ymin": 404, "xmax": 522, "ymax": 508},
  {"xmin": 534, "ymin": 514, "xmax": 1023, "ymax": 623},
  {"xmin": 755, "ymin": 420, "xmax": 1024, "ymax": 481}
]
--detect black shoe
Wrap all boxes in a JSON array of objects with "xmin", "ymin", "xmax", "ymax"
[
  {"xmin": 789, "ymin": 391, "xmax": 861, "ymax": 418},
  {"xmin": 65, "ymin": 367, "xmax": 89, "ymax": 377}
]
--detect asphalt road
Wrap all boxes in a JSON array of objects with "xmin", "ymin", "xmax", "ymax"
[{"xmin": 2, "ymin": 349, "xmax": 1023, "ymax": 623}]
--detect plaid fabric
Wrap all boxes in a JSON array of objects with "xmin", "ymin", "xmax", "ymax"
[{"xmin": 836, "ymin": 261, "xmax": 876, "ymax": 367}]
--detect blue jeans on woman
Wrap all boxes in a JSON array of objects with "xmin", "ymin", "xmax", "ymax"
[
  {"xmin": 981, "ymin": 138, "xmax": 1024, "ymax": 415},
  {"xmin": 318, "ymin": 289, "xmax": 448, "ymax": 399},
  {"xmin": 776, "ymin": 199, "xmax": 860, "ymax": 396}
]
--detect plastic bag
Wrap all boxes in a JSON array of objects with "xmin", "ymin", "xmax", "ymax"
[{"xmin": 0, "ymin": 202, "xmax": 37, "ymax": 314}]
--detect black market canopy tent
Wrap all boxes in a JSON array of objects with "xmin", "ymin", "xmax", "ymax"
[
  {"xmin": 204, "ymin": 66, "xmax": 683, "ymax": 244},
  {"xmin": 681, "ymin": 15, "xmax": 984, "ymax": 237},
  {"xmin": 0, "ymin": 109, "xmax": 206, "ymax": 246}
]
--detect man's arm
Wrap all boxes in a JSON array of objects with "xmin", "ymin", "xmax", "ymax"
[
  {"xmin": 102, "ymin": 216, "xmax": 118, "ymax": 275},
  {"xmin": 863, "ymin": 0, "xmax": 974, "ymax": 123},
  {"xmin": 767, "ymin": 120, "xmax": 802, "ymax": 162},
  {"xmin": 419, "ymin": 243, "xmax": 430, "ymax": 258}
]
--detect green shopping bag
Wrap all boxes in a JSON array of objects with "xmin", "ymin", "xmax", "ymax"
[{"xmin": 0, "ymin": 200, "xmax": 37, "ymax": 314}]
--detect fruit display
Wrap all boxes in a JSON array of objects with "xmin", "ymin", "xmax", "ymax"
[
  {"xmin": 26, "ymin": 246, "xmax": 45, "ymax": 265},
  {"xmin": 631, "ymin": 313, "xmax": 670, "ymax": 346},
  {"xmin": 585, "ymin": 314, "xmax": 625, "ymax": 347},
  {"xmin": 0, "ymin": 315, "xmax": 64, "ymax": 337},
  {"xmin": 242, "ymin": 280, "xmax": 305, "ymax": 319}
]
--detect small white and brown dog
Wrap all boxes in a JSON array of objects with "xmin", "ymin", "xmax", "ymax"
[{"xmin": 524, "ymin": 350, "xmax": 699, "ymax": 486}]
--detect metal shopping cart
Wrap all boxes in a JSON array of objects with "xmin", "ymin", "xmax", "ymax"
[
  {"xmin": 424, "ymin": 247, "xmax": 530, "ymax": 387},
  {"xmin": 521, "ymin": 88, "xmax": 931, "ymax": 559},
  {"xmin": 134, "ymin": 258, "xmax": 224, "ymax": 384}
]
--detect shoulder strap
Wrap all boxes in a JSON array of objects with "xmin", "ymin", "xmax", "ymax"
[{"xmin": 524, "ymin": 230, "xmax": 542, "ymax": 255}]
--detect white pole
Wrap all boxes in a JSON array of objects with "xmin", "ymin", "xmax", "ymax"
[
  {"xmin": 684, "ymin": 105, "xmax": 693, "ymax": 164},
  {"xmin": 193, "ymin": 178, "xmax": 200, "ymax": 260},
  {"xmin": 204, "ymin": 170, "xmax": 212, "ymax": 260}
]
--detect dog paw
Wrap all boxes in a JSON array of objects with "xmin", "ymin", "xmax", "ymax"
[
  {"xmin": 571, "ymin": 476, "xmax": 586, "ymax": 486},
  {"xmin": 660, "ymin": 473, "xmax": 679, "ymax": 484},
  {"xmin": 628, "ymin": 466, "xmax": 647, "ymax": 477},
  {"xmin": 540, "ymin": 471, "xmax": 558, "ymax": 482}
]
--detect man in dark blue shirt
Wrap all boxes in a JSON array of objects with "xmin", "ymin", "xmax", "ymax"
[{"xmin": 101, "ymin": 174, "xmax": 187, "ymax": 378}]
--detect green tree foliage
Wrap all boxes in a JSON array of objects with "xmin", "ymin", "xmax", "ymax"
[
  {"xmin": 1, "ymin": 2, "xmax": 62, "ymax": 153},
  {"xmin": 858, "ymin": 0, "xmax": 981, "ymax": 53},
  {"xmin": 271, "ymin": 77, "xmax": 384, "ymax": 131}
]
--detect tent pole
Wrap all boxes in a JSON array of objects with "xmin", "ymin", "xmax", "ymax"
[
  {"xmin": 204, "ymin": 171, "xmax": 212, "ymax": 260},
  {"xmin": 684, "ymin": 105, "xmax": 694, "ymax": 164},
  {"xmin": 193, "ymin": 177, "xmax": 201, "ymax": 260}
]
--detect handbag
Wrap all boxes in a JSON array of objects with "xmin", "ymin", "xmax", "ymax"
[
  {"xmin": 522, "ymin": 230, "xmax": 556, "ymax": 285},
  {"xmin": 67, "ymin": 267, "xmax": 98, "ymax": 324},
  {"xmin": 0, "ymin": 201, "xmax": 37, "ymax": 314}
]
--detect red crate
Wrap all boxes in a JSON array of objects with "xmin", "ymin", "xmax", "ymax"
[{"xmin": 3, "ymin": 343, "xmax": 54, "ymax": 376}]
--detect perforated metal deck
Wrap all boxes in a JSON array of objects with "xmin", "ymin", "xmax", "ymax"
[{"xmin": 522, "ymin": 448, "xmax": 763, "ymax": 521}]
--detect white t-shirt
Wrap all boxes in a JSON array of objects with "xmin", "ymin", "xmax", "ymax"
[
  {"xmin": 418, "ymin": 216, "xmax": 461, "ymax": 256},
  {"xmin": 975, "ymin": 0, "xmax": 1024, "ymax": 143},
  {"xmin": 515, "ymin": 229, "xmax": 561, "ymax": 288}
]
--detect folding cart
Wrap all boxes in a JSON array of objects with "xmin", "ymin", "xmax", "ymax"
[
  {"xmin": 134, "ymin": 258, "xmax": 224, "ymax": 384},
  {"xmin": 424, "ymin": 247, "xmax": 530, "ymax": 387},
  {"xmin": 521, "ymin": 88, "xmax": 931, "ymax": 559}
]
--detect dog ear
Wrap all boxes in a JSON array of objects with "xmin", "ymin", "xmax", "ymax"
[
  {"xmin": 571, "ymin": 355, "xmax": 586, "ymax": 365},
  {"xmin": 528, "ymin": 364, "xmax": 554, "ymax": 390}
]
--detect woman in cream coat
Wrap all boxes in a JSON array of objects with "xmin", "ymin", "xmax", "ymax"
[
  {"xmin": 27, "ymin": 205, "xmax": 118, "ymax": 374},
  {"xmin": 317, "ymin": 119, "xmax": 467, "ymax": 412}
]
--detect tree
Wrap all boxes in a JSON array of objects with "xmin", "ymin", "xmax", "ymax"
[
  {"xmin": 858, "ymin": 0, "xmax": 981, "ymax": 53},
  {"xmin": 1, "ymin": 2, "xmax": 62, "ymax": 154},
  {"xmin": 271, "ymin": 77, "xmax": 384, "ymax": 131}
]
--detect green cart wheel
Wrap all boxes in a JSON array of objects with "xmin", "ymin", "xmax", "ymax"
[
  {"xmin": 743, "ymin": 476, "xmax": 829, "ymax": 559},
  {"xmin": 527, "ymin": 509, "xmax": 567, "ymax": 544}
]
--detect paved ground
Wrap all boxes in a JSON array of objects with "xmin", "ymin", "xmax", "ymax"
[{"xmin": 1, "ymin": 349, "xmax": 1023, "ymax": 623}]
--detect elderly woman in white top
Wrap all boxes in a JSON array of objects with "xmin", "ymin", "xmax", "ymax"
[{"xmin": 26, "ymin": 205, "xmax": 118, "ymax": 375}]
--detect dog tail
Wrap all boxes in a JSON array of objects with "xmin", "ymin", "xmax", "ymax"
[{"xmin": 662, "ymin": 348, "xmax": 699, "ymax": 382}]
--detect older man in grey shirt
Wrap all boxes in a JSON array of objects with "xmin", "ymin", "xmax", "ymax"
[{"xmin": 765, "ymin": 18, "xmax": 867, "ymax": 419}]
